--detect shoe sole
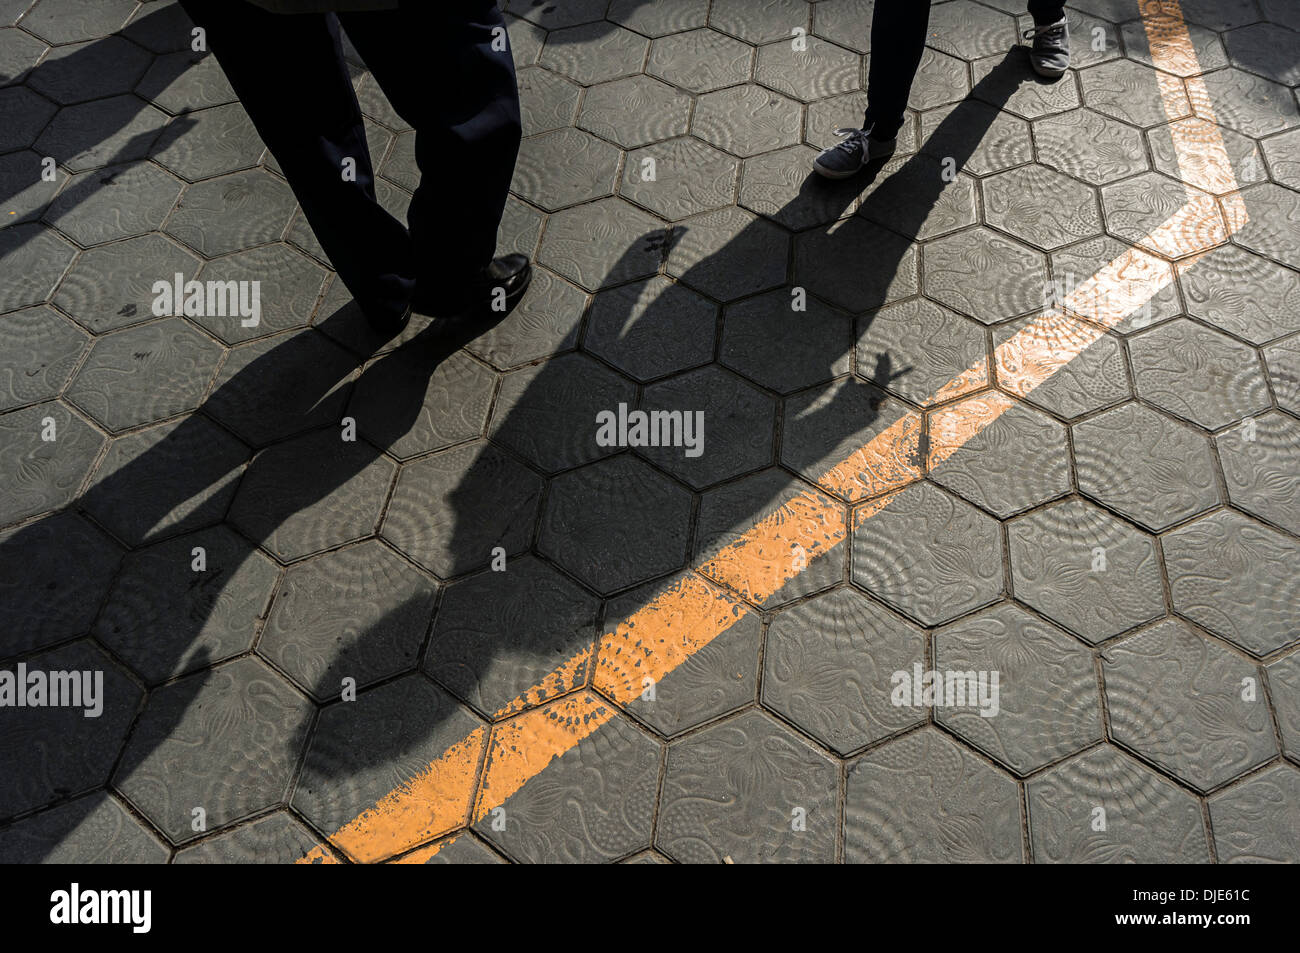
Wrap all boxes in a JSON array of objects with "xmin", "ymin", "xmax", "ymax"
[
  {"xmin": 1030, "ymin": 59, "xmax": 1069, "ymax": 78},
  {"xmin": 812, "ymin": 159, "xmax": 861, "ymax": 180}
]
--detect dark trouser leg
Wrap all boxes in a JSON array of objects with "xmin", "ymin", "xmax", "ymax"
[
  {"xmin": 177, "ymin": 0, "xmax": 414, "ymax": 322},
  {"xmin": 1027, "ymin": 0, "xmax": 1066, "ymax": 24},
  {"xmin": 339, "ymin": 0, "xmax": 521, "ymax": 293},
  {"xmin": 862, "ymin": 0, "xmax": 933, "ymax": 140}
]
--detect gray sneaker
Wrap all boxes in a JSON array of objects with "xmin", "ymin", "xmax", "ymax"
[
  {"xmin": 812, "ymin": 127, "xmax": 897, "ymax": 179},
  {"xmin": 1024, "ymin": 18, "xmax": 1070, "ymax": 77}
]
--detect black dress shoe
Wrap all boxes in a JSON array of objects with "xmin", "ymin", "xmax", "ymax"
[
  {"xmin": 365, "ymin": 302, "xmax": 412, "ymax": 335},
  {"xmin": 413, "ymin": 254, "xmax": 532, "ymax": 317}
]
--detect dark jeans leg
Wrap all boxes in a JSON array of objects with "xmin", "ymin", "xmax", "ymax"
[
  {"xmin": 177, "ymin": 0, "xmax": 414, "ymax": 322},
  {"xmin": 339, "ymin": 0, "xmax": 521, "ymax": 290},
  {"xmin": 1027, "ymin": 0, "xmax": 1066, "ymax": 24},
  {"xmin": 862, "ymin": 0, "xmax": 933, "ymax": 139}
]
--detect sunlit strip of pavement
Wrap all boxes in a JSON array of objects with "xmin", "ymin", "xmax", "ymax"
[{"xmin": 298, "ymin": 0, "xmax": 1243, "ymax": 864}]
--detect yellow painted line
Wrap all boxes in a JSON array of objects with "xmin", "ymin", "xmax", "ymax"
[{"xmin": 298, "ymin": 0, "xmax": 1242, "ymax": 863}]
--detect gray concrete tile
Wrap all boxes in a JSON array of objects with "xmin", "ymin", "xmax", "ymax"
[
  {"xmin": 0, "ymin": 26, "xmax": 43, "ymax": 85},
  {"xmin": 512, "ymin": 127, "xmax": 621, "ymax": 212},
  {"xmin": 1121, "ymin": 17, "xmax": 1227, "ymax": 76},
  {"xmin": 647, "ymin": 28, "xmax": 754, "ymax": 94},
  {"xmin": 1052, "ymin": 235, "xmax": 1181, "ymax": 334},
  {"xmin": 739, "ymin": 143, "xmax": 861, "ymax": 229},
  {"xmin": 409, "ymin": 833, "xmax": 505, "ymax": 864},
  {"xmin": 0, "ymin": 149, "xmax": 65, "ymax": 225},
  {"xmin": 425, "ymin": 553, "xmax": 597, "ymax": 718},
  {"xmin": 851, "ymin": 480, "xmax": 1004, "ymax": 627},
  {"xmin": 693, "ymin": 84, "xmax": 802, "ymax": 157},
  {"xmin": 0, "ymin": 304, "xmax": 86, "ymax": 412},
  {"xmin": 858, "ymin": 298, "xmax": 987, "ymax": 407},
  {"xmin": 1164, "ymin": 509, "xmax": 1300, "ymax": 658},
  {"xmin": 755, "ymin": 35, "xmax": 859, "ymax": 104},
  {"xmin": 992, "ymin": 314, "xmax": 1131, "ymax": 420},
  {"xmin": 1231, "ymin": 182, "xmax": 1300, "ymax": 269},
  {"xmin": 1266, "ymin": 652, "xmax": 1300, "ymax": 762},
  {"xmin": 0, "ymin": 399, "xmax": 103, "ymax": 525},
  {"xmin": 923, "ymin": 226, "xmax": 1047, "ymax": 323},
  {"xmin": 927, "ymin": 0, "xmax": 1018, "ymax": 60},
  {"xmin": 540, "ymin": 21, "xmax": 649, "ymax": 85},
  {"xmin": 150, "ymin": 101, "xmax": 264, "ymax": 182},
  {"xmin": 622, "ymin": 136, "xmax": 739, "ymax": 221},
  {"xmin": 488, "ymin": 351, "xmax": 635, "ymax": 472},
  {"xmin": 1195, "ymin": 68, "xmax": 1299, "ymax": 139},
  {"xmin": 537, "ymin": 196, "xmax": 669, "ymax": 291},
  {"xmin": 765, "ymin": 587, "xmax": 925, "ymax": 754},
  {"xmin": 721, "ymin": 288, "xmax": 851, "ymax": 394},
  {"xmin": 1028, "ymin": 745, "xmax": 1212, "ymax": 862},
  {"xmin": 165, "ymin": 168, "xmax": 296, "ymax": 258},
  {"xmin": 27, "ymin": 35, "xmax": 152, "ymax": 106},
  {"xmin": 1034, "ymin": 108, "xmax": 1150, "ymax": 186},
  {"xmin": 228, "ymin": 428, "xmax": 395, "ymax": 562},
  {"xmin": 985, "ymin": 165, "xmax": 1103, "ymax": 251},
  {"xmin": 45, "ymin": 160, "xmax": 183, "ymax": 247},
  {"xmin": 95, "ymin": 524, "xmax": 276, "ymax": 686},
  {"xmin": 711, "ymin": 0, "xmax": 809, "ymax": 45},
  {"xmin": 1149, "ymin": 117, "xmax": 1267, "ymax": 196},
  {"xmin": 845, "ymin": 726, "xmax": 1023, "ymax": 863},
  {"xmin": 667, "ymin": 206, "xmax": 789, "ymax": 301},
  {"xmin": 1223, "ymin": 22, "xmax": 1300, "ymax": 87},
  {"xmin": 0, "ymin": 85, "xmax": 56, "ymax": 153},
  {"xmin": 974, "ymin": 54, "xmax": 1080, "ymax": 121},
  {"xmin": 0, "ymin": 223, "xmax": 76, "ymax": 312},
  {"xmin": 812, "ymin": 0, "xmax": 872, "ymax": 53},
  {"xmin": 136, "ymin": 50, "xmax": 237, "ymax": 114},
  {"xmin": 18, "ymin": 0, "xmax": 136, "ymax": 44},
  {"xmin": 1216, "ymin": 411, "xmax": 1299, "ymax": 536},
  {"xmin": 463, "ymin": 267, "xmax": 586, "ymax": 369},
  {"xmin": 1178, "ymin": 244, "xmax": 1300, "ymax": 345},
  {"xmin": 1105, "ymin": 619, "xmax": 1276, "ymax": 791},
  {"xmin": 657, "ymin": 709, "xmax": 838, "ymax": 863},
  {"xmin": 35, "ymin": 94, "xmax": 170, "ymax": 173},
  {"xmin": 539, "ymin": 454, "xmax": 692, "ymax": 593},
  {"xmin": 857, "ymin": 154, "xmax": 978, "ymax": 242},
  {"xmin": 1079, "ymin": 59, "xmax": 1190, "ymax": 128},
  {"xmin": 383, "ymin": 440, "xmax": 543, "ymax": 579},
  {"xmin": 586, "ymin": 276, "xmax": 715, "ymax": 382},
  {"xmin": 1073, "ymin": 402, "xmax": 1221, "ymax": 532},
  {"xmin": 796, "ymin": 216, "xmax": 918, "ymax": 311},
  {"xmin": 0, "ymin": 792, "xmax": 168, "ymax": 863},
  {"xmin": 261, "ymin": 540, "xmax": 435, "ymax": 702},
  {"xmin": 1263, "ymin": 335, "xmax": 1300, "ymax": 413},
  {"xmin": 577, "ymin": 74, "xmax": 691, "ymax": 149},
  {"xmin": 65, "ymin": 317, "xmax": 221, "ymax": 431},
  {"xmin": 1209, "ymin": 764, "xmax": 1300, "ymax": 863},
  {"xmin": 1101, "ymin": 171, "xmax": 1211, "ymax": 260},
  {"xmin": 173, "ymin": 811, "xmax": 320, "ymax": 864},
  {"xmin": 52, "ymin": 233, "xmax": 201, "ymax": 333},
  {"xmin": 121, "ymin": 0, "xmax": 197, "ymax": 55},
  {"xmin": 516, "ymin": 65, "xmax": 580, "ymax": 138},
  {"xmin": 1008, "ymin": 497, "xmax": 1164, "ymax": 644},
  {"xmin": 1261, "ymin": 126, "xmax": 1300, "ymax": 191}
]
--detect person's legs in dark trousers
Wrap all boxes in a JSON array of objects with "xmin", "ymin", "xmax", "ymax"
[
  {"xmin": 1027, "ymin": 0, "xmax": 1066, "ymax": 25},
  {"xmin": 178, "ymin": 0, "xmax": 414, "ymax": 324},
  {"xmin": 339, "ymin": 0, "xmax": 522, "ymax": 312},
  {"xmin": 861, "ymin": 0, "xmax": 934, "ymax": 141}
]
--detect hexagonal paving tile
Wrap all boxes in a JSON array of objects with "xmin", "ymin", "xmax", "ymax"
[
  {"xmin": 1027, "ymin": 745, "xmax": 1212, "ymax": 862},
  {"xmin": 65, "ymin": 317, "xmax": 221, "ymax": 432},
  {"xmin": 1101, "ymin": 171, "xmax": 1223, "ymax": 260},
  {"xmin": 1121, "ymin": 17, "xmax": 1228, "ymax": 76},
  {"xmin": 1034, "ymin": 109, "xmax": 1149, "ymax": 187},
  {"xmin": 0, "ymin": 511, "xmax": 121, "ymax": 657},
  {"xmin": 711, "ymin": 0, "xmax": 809, "ymax": 44},
  {"xmin": 1073, "ymin": 402, "xmax": 1220, "ymax": 532},
  {"xmin": 150, "ymin": 101, "xmax": 265, "ymax": 181},
  {"xmin": 425, "ymin": 553, "xmax": 598, "ymax": 718},
  {"xmin": 924, "ymin": 227, "xmax": 1048, "ymax": 323},
  {"xmin": 1148, "ymin": 117, "xmax": 1266, "ymax": 196},
  {"xmin": 18, "ymin": 0, "xmax": 137, "ymax": 44},
  {"xmin": 488, "ymin": 351, "xmax": 636, "ymax": 472},
  {"xmin": 721, "ymin": 287, "xmax": 851, "ymax": 394},
  {"xmin": 33, "ymin": 94, "xmax": 169, "ymax": 174},
  {"xmin": 1262, "ymin": 126, "xmax": 1300, "ymax": 190},
  {"xmin": 1008, "ymin": 498, "xmax": 1164, "ymax": 644},
  {"xmin": 585, "ymin": 276, "xmax": 716, "ymax": 381},
  {"xmin": 539, "ymin": 22, "xmax": 649, "ymax": 85},
  {"xmin": 0, "ymin": 25, "xmax": 46, "ymax": 85},
  {"xmin": 657, "ymin": 709, "xmax": 838, "ymax": 863},
  {"xmin": 229, "ymin": 428, "xmax": 395, "ymax": 562},
  {"xmin": 0, "ymin": 792, "xmax": 168, "ymax": 863},
  {"xmin": 463, "ymin": 267, "xmax": 587, "ymax": 369},
  {"xmin": 1177, "ymin": 0, "xmax": 1261, "ymax": 31},
  {"xmin": 349, "ymin": 347, "xmax": 494, "ymax": 460},
  {"xmin": 781, "ymin": 377, "xmax": 920, "ymax": 501},
  {"xmin": 1163, "ymin": 509, "xmax": 1299, "ymax": 657},
  {"xmin": 1194, "ymin": 68, "xmax": 1299, "ymax": 139},
  {"xmin": 28, "ymin": 35, "xmax": 152, "ymax": 106},
  {"xmin": 1079, "ymin": 59, "xmax": 1189, "ymax": 128},
  {"xmin": 1263, "ymin": 335, "xmax": 1300, "ymax": 413},
  {"xmin": 1128, "ymin": 319, "xmax": 1271, "ymax": 430},
  {"xmin": 929, "ymin": 397, "xmax": 1071, "ymax": 518},
  {"xmin": 0, "ymin": 305, "xmax": 85, "ymax": 412},
  {"xmin": 755, "ymin": 35, "xmax": 859, "ymax": 103},
  {"xmin": 261, "ymin": 540, "xmax": 436, "ymax": 702},
  {"xmin": 164, "ymin": 168, "xmax": 296, "ymax": 258},
  {"xmin": 577, "ymin": 74, "xmax": 691, "ymax": 149},
  {"xmin": 173, "ymin": 812, "xmax": 321, "ymax": 864},
  {"xmin": 407, "ymin": 834, "xmax": 505, "ymax": 865},
  {"xmin": 0, "ymin": 85, "xmax": 57, "ymax": 154},
  {"xmin": 0, "ymin": 400, "xmax": 104, "ymax": 525},
  {"xmin": 1052, "ymin": 235, "xmax": 1181, "ymax": 334},
  {"xmin": 852, "ymin": 480, "xmax": 1004, "ymax": 627},
  {"xmin": 81, "ymin": 415, "xmax": 247, "ymax": 546},
  {"xmin": 608, "ymin": 576, "xmax": 760, "ymax": 736},
  {"xmin": 114, "ymin": 656, "xmax": 311, "ymax": 844},
  {"xmin": 474, "ymin": 699, "xmax": 658, "ymax": 862},
  {"xmin": 935, "ymin": 603, "xmax": 1102, "ymax": 775},
  {"xmin": 515, "ymin": 65, "xmax": 580, "ymax": 138},
  {"xmin": 120, "ymin": 0, "xmax": 199, "ymax": 54},
  {"xmin": 0, "ymin": 150, "xmax": 65, "ymax": 226},
  {"xmin": 621, "ymin": 136, "xmax": 739, "ymax": 221},
  {"xmin": 0, "ymin": 643, "xmax": 139, "ymax": 819},
  {"xmin": 796, "ymin": 216, "xmax": 918, "ymax": 312},
  {"xmin": 647, "ymin": 28, "xmax": 754, "ymax": 94},
  {"xmin": 765, "ymin": 587, "xmax": 925, "ymax": 755},
  {"xmin": 52, "ymin": 233, "xmax": 200, "ymax": 334},
  {"xmin": 45, "ymin": 161, "xmax": 183, "ymax": 247},
  {"xmin": 608, "ymin": 0, "xmax": 708, "ymax": 36},
  {"xmin": 693, "ymin": 84, "xmax": 802, "ymax": 157},
  {"xmin": 511, "ymin": 128, "xmax": 621, "ymax": 212},
  {"xmin": 1209, "ymin": 764, "xmax": 1300, "ymax": 863},
  {"xmin": 845, "ymin": 726, "xmax": 1023, "ymax": 863},
  {"xmin": 293, "ymin": 675, "xmax": 485, "ymax": 862},
  {"xmin": 694, "ymin": 467, "xmax": 846, "ymax": 607},
  {"xmin": 0, "ymin": 223, "xmax": 76, "ymax": 312},
  {"xmin": 1231, "ymin": 182, "xmax": 1300, "ymax": 267},
  {"xmin": 857, "ymin": 298, "xmax": 987, "ymax": 406},
  {"xmin": 666, "ymin": 206, "xmax": 789, "ymax": 301},
  {"xmin": 637, "ymin": 364, "xmax": 774, "ymax": 488},
  {"xmin": 1178, "ymin": 244, "xmax": 1300, "ymax": 345},
  {"xmin": 1266, "ymin": 652, "xmax": 1300, "ymax": 761},
  {"xmin": 503, "ymin": 0, "xmax": 606, "ymax": 30},
  {"xmin": 1014, "ymin": 6, "xmax": 1121, "ymax": 70},
  {"xmin": 857, "ymin": 154, "xmax": 978, "ymax": 242},
  {"xmin": 927, "ymin": 0, "xmax": 1018, "ymax": 60},
  {"xmin": 94, "ymin": 524, "xmax": 277, "ymax": 685},
  {"xmin": 813, "ymin": 0, "xmax": 873, "ymax": 53},
  {"xmin": 1224, "ymin": 21, "xmax": 1300, "ymax": 86},
  {"xmin": 1215, "ymin": 411, "xmax": 1300, "ymax": 535},
  {"xmin": 135, "ymin": 50, "xmax": 237, "ymax": 114},
  {"xmin": 536, "ymin": 196, "xmax": 669, "ymax": 291},
  {"xmin": 738, "ymin": 143, "xmax": 862, "ymax": 230},
  {"xmin": 973, "ymin": 53, "xmax": 1080, "ymax": 120},
  {"xmin": 1104, "ymin": 619, "xmax": 1275, "ymax": 791},
  {"xmin": 992, "ymin": 314, "xmax": 1131, "ymax": 419},
  {"xmin": 383, "ymin": 440, "xmax": 543, "ymax": 579},
  {"xmin": 539, "ymin": 454, "xmax": 692, "ymax": 594},
  {"xmin": 984, "ymin": 165, "xmax": 1102, "ymax": 251}
]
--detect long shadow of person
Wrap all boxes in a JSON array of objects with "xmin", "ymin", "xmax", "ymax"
[{"xmin": 0, "ymin": 49, "xmax": 1026, "ymax": 862}]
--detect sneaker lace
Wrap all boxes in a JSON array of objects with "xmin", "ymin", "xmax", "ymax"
[
  {"xmin": 830, "ymin": 127, "xmax": 871, "ymax": 153},
  {"xmin": 1023, "ymin": 20, "xmax": 1065, "ymax": 43}
]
